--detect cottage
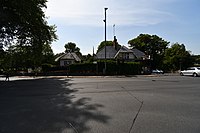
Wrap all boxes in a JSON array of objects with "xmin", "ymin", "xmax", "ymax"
[
  {"xmin": 114, "ymin": 46, "xmax": 136, "ymax": 60},
  {"xmin": 55, "ymin": 52, "xmax": 81, "ymax": 66},
  {"xmin": 96, "ymin": 36, "xmax": 147, "ymax": 61}
]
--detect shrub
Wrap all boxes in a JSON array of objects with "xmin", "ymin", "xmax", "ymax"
[{"xmin": 69, "ymin": 61, "xmax": 141, "ymax": 75}]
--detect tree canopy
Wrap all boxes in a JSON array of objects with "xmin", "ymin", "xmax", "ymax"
[
  {"xmin": 128, "ymin": 34, "xmax": 169, "ymax": 56},
  {"xmin": 0, "ymin": 43, "xmax": 55, "ymax": 71},
  {"xmin": 64, "ymin": 42, "xmax": 82, "ymax": 57},
  {"xmin": 128, "ymin": 34, "xmax": 169, "ymax": 69},
  {"xmin": 0, "ymin": 0, "xmax": 57, "ymax": 71},
  {"xmin": 0, "ymin": 0, "xmax": 57, "ymax": 47},
  {"xmin": 64, "ymin": 42, "xmax": 80, "ymax": 53},
  {"xmin": 163, "ymin": 43, "xmax": 192, "ymax": 71}
]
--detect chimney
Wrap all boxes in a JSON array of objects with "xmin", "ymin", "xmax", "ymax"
[{"xmin": 113, "ymin": 36, "xmax": 118, "ymax": 50}]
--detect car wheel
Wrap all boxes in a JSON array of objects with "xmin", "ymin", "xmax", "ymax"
[
  {"xmin": 193, "ymin": 73, "xmax": 198, "ymax": 77},
  {"xmin": 180, "ymin": 72, "xmax": 184, "ymax": 76}
]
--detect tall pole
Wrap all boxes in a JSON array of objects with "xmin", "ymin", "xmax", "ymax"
[
  {"xmin": 113, "ymin": 24, "xmax": 115, "ymax": 37},
  {"xmin": 104, "ymin": 8, "xmax": 108, "ymax": 60},
  {"xmin": 104, "ymin": 7, "xmax": 108, "ymax": 75}
]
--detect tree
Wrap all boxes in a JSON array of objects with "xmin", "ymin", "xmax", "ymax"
[
  {"xmin": 64, "ymin": 42, "xmax": 80, "ymax": 52},
  {"xmin": 83, "ymin": 54, "xmax": 95, "ymax": 63},
  {"xmin": 0, "ymin": 45, "xmax": 29, "ymax": 70},
  {"xmin": 97, "ymin": 40, "xmax": 121, "ymax": 53},
  {"xmin": 0, "ymin": 0, "xmax": 57, "ymax": 47},
  {"xmin": 64, "ymin": 42, "xmax": 82, "ymax": 57},
  {"xmin": 0, "ymin": 49, "xmax": 7, "ymax": 71},
  {"xmin": 192, "ymin": 55, "xmax": 200, "ymax": 66},
  {"xmin": 128, "ymin": 34, "xmax": 169, "ymax": 69},
  {"xmin": 0, "ymin": 0, "xmax": 57, "ymax": 71},
  {"xmin": 1, "ymin": 43, "xmax": 55, "ymax": 72},
  {"xmin": 41, "ymin": 43, "xmax": 55, "ymax": 64},
  {"xmin": 163, "ymin": 43, "xmax": 193, "ymax": 71}
]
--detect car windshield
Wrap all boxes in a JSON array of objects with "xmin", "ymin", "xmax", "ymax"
[{"xmin": 197, "ymin": 67, "xmax": 200, "ymax": 70}]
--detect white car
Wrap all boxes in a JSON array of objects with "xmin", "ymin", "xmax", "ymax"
[
  {"xmin": 180, "ymin": 67, "xmax": 200, "ymax": 77},
  {"xmin": 152, "ymin": 69, "xmax": 164, "ymax": 74}
]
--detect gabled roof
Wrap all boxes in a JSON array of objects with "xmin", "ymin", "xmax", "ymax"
[
  {"xmin": 96, "ymin": 45, "xmax": 147, "ymax": 60},
  {"xmin": 131, "ymin": 48, "xmax": 146, "ymax": 59},
  {"xmin": 96, "ymin": 46, "xmax": 118, "ymax": 59},
  {"xmin": 55, "ymin": 52, "xmax": 81, "ymax": 62},
  {"xmin": 118, "ymin": 46, "xmax": 133, "ymax": 53},
  {"xmin": 114, "ymin": 46, "xmax": 134, "ymax": 58}
]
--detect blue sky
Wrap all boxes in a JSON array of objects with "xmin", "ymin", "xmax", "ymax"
[{"xmin": 45, "ymin": 0, "xmax": 200, "ymax": 55}]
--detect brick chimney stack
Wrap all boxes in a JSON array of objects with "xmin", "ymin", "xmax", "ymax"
[{"xmin": 113, "ymin": 36, "xmax": 118, "ymax": 50}]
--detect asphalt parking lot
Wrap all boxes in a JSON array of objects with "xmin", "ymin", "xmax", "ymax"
[{"xmin": 0, "ymin": 75, "xmax": 200, "ymax": 133}]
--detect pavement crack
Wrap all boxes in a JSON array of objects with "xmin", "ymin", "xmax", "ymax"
[
  {"xmin": 120, "ymin": 86, "xmax": 144, "ymax": 133},
  {"xmin": 128, "ymin": 101, "xmax": 143, "ymax": 133},
  {"xmin": 121, "ymin": 87, "xmax": 143, "ymax": 104},
  {"xmin": 68, "ymin": 122, "xmax": 79, "ymax": 133}
]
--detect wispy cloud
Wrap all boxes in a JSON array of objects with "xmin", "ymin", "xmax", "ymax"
[{"xmin": 46, "ymin": 0, "xmax": 175, "ymax": 26}]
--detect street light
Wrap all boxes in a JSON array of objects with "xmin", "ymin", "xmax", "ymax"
[{"xmin": 104, "ymin": 7, "xmax": 108, "ymax": 74}]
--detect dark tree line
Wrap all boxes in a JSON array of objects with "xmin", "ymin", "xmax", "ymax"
[
  {"xmin": 94, "ymin": 34, "xmax": 196, "ymax": 72},
  {"xmin": 0, "ymin": 0, "xmax": 57, "ymax": 72},
  {"xmin": 128, "ymin": 34, "xmax": 194, "ymax": 72},
  {"xmin": 0, "ymin": 0, "xmax": 57, "ymax": 46}
]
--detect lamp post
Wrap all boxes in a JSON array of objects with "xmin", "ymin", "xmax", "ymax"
[{"xmin": 104, "ymin": 7, "xmax": 108, "ymax": 75}]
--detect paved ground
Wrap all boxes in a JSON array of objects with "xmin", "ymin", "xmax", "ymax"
[{"xmin": 0, "ymin": 75, "xmax": 200, "ymax": 133}]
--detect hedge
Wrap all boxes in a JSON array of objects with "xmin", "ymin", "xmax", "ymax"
[
  {"xmin": 41, "ymin": 61, "xmax": 142, "ymax": 76},
  {"xmin": 69, "ymin": 61, "xmax": 142, "ymax": 75}
]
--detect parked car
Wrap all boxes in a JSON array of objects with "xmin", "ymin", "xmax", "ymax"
[
  {"xmin": 180, "ymin": 67, "xmax": 200, "ymax": 77},
  {"xmin": 152, "ymin": 69, "xmax": 164, "ymax": 74}
]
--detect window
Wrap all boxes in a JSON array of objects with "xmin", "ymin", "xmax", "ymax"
[
  {"xmin": 126, "ymin": 53, "xmax": 129, "ymax": 59},
  {"xmin": 187, "ymin": 67, "xmax": 195, "ymax": 70},
  {"xmin": 64, "ymin": 60, "xmax": 72, "ymax": 66}
]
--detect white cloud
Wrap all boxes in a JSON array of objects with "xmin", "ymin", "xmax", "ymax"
[{"xmin": 45, "ymin": 0, "xmax": 175, "ymax": 26}]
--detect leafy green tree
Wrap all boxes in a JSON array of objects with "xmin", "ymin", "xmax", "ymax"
[
  {"xmin": 192, "ymin": 55, "xmax": 200, "ymax": 66},
  {"xmin": 1, "ymin": 43, "xmax": 55, "ymax": 72},
  {"xmin": 64, "ymin": 42, "xmax": 82, "ymax": 58},
  {"xmin": 128, "ymin": 34, "xmax": 169, "ymax": 69},
  {"xmin": 83, "ymin": 54, "xmax": 95, "ymax": 63},
  {"xmin": 163, "ymin": 43, "xmax": 192, "ymax": 71},
  {"xmin": 0, "ymin": 0, "xmax": 57, "ymax": 71},
  {"xmin": 41, "ymin": 43, "xmax": 55, "ymax": 64},
  {"xmin": 0, "ymin": 0, "xmax": 57, "ymax": 47},
  {"xmin": 64, "ymin": 42, "xmax": 80, "ymax": 52}
]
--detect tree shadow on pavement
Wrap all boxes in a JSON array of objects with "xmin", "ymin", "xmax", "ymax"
[{"xmin": 0, "ymin": 78, "xmax": 110, "ymax": 133}]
